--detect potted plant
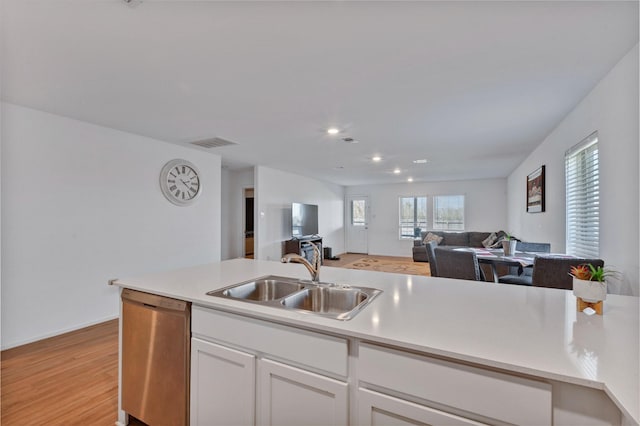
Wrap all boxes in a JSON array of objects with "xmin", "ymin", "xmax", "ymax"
[
  {"xmin": 502, "ymin": 232, "xmax": 517, "ymax": 257},
  {"xmin": 570, "ymin": 264, "xmax": 617, "ymax": 304}
]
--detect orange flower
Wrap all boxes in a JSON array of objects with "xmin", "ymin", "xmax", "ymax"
[
  {"xmin": 570, "ymin": 264, "xmax": 592, "ymax": 280},
  {"xmin": 570, "ymin": 264, "xmax": 619, "ymax": 282}
]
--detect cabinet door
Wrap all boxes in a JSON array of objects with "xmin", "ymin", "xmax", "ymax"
[
  {"xmin": 358, "ymin": 388, "xmax": 487, "ymax": 426},
  {"xmin": 190, "ymin": 338, "xmax": 256, "ymax": 426},
  {"xmin": 258, "ymin": 358, "xmax": 348, "ymax": 426}
]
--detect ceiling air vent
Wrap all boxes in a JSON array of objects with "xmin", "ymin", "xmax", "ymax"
[{"xmin": 189, "ymin": 137, "xmax": 237, "ymax": 149}]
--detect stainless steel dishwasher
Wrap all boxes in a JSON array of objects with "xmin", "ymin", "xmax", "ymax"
[{"xmin": 121, "ymin": 288, "xmax": 191, "ymax": 426}]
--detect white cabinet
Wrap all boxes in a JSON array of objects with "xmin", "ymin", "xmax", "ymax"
[
  {"xmin": 358, "ymin": 388, "xmax": 487, "ymax": 426},
  {"xmin": 192, "ymin": 306, "xmax": 348, "ymax": 376},
  {"xmin": 190, "ymin": 306, "xmax": 622, "ymax": 426},
  {"xmin": 358, "ymin": 343, "xmax": 552, "ymax": 425},
  {"xmin": 259, "ymin": 358, "xmax": 348, "ymax": 426},
  {"xmin": 191, "ymin": 307, "xmax": 349, "ymax": 426},
  {"xmin": 190, "ymin": 337, "xmax": 255, "ymax": 426}
]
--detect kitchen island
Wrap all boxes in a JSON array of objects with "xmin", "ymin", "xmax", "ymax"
[{"xmin": 112, "ymin": 258, "xmax": 639, "ymax": 425}]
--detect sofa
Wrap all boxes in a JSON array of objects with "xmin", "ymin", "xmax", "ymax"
[{"xmin": 412, "ymin": 230, "xmax": 506, "ymax": 262}]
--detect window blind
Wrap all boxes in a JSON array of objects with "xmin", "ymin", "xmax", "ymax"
[{"xmin": 565, "ymin": 132, "xmax": 599, "ymax": 258}]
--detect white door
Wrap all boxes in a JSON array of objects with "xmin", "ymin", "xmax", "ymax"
[
  {"xmin": 258, "ymin": 359, "xmax": 348, "ymax": 426},
  {"xmin": 346, "ymin": 195, "xmax": 369, "ymax": 254},
  {"xmin": 190, "ymin": 338, "xmax": 256, "ymax": 426}
]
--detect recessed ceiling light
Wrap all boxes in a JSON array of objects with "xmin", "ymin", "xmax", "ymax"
[
  {"xmin": 413, "ymin": 159, "xmax": 428, "ymax": 164},
  {"xmin": 327, "ymin": 127, "xmax": 340, "ymax": 135},
  {"xmin": 372, "ymin": 156, "xmax": 382, "ymax": 162},
  {"xmin": 393, "ymin": 168, "xmax": 401, "ymax": 174},
  {"xmin": 407, "ymin": 177, "xmax": 414, "ymax": 182},
  {"xmin": 123, "ymin": 0, "xmax": 143, "ymax": 7}
]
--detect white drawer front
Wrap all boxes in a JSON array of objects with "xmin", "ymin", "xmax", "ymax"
[
  {"xmin": 192, "ymin": 306, "xmax": 348, "ymax": 377},
  {"xmin": 358, "ymin": 388, "xmax": 488, "ymax": 426},
  {"xmin": 358, "ymin": 343, "xmax": 551, "ymax": 425}
]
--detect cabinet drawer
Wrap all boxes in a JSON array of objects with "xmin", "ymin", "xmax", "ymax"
[
  {"xmin": 192, "ymin": 306, "xmax": 348, "ymax": 377},
  {"xmin": 358, "ymin": 388, "xmax": 487, "ymax": 426},
  {"xmin": 358, "ymin": 343, "xmax": 551, "ymax": 425}
]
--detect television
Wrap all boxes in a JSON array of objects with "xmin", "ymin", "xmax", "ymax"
[{"xmin": 291, "ymin": 203, "xmax": 319, "ymax": 238}]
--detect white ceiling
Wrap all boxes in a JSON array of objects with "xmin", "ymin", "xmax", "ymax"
[{"xmin": 2, "ymin": 1, "xmax": 638, "ymax": 186}]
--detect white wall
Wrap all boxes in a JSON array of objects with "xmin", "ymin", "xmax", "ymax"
[
  {"xmin": 345, "ymin": 178, "xmax": 508, "ymax": 257},
  {"xmin": 1, "ymin": 103, "xmax": 222, "ymax": 349},
  {"xmin": 255, "ymin": 166, "xmax": 344, "ymax": 262},
  {"xmin": 221, "ymin": 167, "xmax": 254, "ymax": 260},
  {"xmin": 507, "ymin": 44, "xmax": 639, "ymax": 296}
]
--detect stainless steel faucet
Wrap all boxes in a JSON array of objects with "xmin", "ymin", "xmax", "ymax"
[{"xmin": 281, "ymin": 242, "xmax": 321, "ymax": 282}]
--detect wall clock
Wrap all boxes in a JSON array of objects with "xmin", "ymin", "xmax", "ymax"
[{"xmin": 159, "ymin": 159, "xmax": 202, "ymax": 206}]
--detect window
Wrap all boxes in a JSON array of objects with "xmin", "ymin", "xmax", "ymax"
[
  {"xmin": 399, "ymin": 196, "xmax": 427, "ymax": 238},
  {"xmin": 351, "ymin": 199, "xmax": 366, "ymax": 226},
  {"xmin": 565, "ymin": 132, "xmax": 599, "ymax": 258},
  {"xmin": 433, "ymin": 195, "xmax": 465, "ymax": 230}
]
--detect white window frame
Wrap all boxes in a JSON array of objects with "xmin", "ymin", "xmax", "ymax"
[
  {"xmin": 565, "ymin": 132, "xmax": 599, "ymax": 258},
  {"xmin": 432, "ymin": 195, "xmax": 465, "ymax": 231},
  {"xmin": 398, "ymin": 196, "xmax": 427, "ymax": 239}
]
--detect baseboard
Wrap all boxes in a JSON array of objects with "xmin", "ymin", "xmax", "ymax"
[{"xmin": 1, "ymin": 314, "xmax": 119, "ymax": 351}]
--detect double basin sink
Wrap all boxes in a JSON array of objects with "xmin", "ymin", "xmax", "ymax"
[{"xmin": 207, "ymin": 275, "xmax": 382, "ymax": 320}]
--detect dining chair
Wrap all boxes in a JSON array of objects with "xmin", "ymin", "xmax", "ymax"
[
  {"xmin": 498, "ymin": 242, "xmax": 551, "ymax": 286},
  {"xmin": 531, "ymin": 257, "xmax": 604, "ymax": 290},
  {"xmin": 434, "ymin": 248, "xmax": 484, "ymax": 281},
  {"xmin": 425, "ymin": 240, "xmax": 439, "ymax": 277}
]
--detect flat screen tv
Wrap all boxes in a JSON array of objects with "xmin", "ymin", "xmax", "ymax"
[{"xmin": 291, "ymin": 203, "xmax": 319, "ymax": 238}]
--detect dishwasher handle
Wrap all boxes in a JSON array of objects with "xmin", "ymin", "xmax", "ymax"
[{"xmin": 121, "ymin": 288, "xmax": 189, "ymax": 312}]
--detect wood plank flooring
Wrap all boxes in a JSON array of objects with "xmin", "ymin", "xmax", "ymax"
[
  {"xmin": 1, "ymin": 320, "xmax": 119, "ymax": 426},
  {"xmin": 0, "ymin": 256, "xmax": 423, "ymax": 425},
  {"xmin": 323, "ymin": 252, "xmax": 415, "ymax": 267}
]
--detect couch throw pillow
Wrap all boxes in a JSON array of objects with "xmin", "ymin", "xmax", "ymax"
[
  {"xmin": 482, "ymin": 232, "xmax": 497, "ymax": 248},
  {"xmin": 423, "ymin": 232, "xmax": 443, "ymax": 245}
]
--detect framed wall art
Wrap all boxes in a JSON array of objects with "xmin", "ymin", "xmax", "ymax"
[{"xmin": 527, "ymin": 165, "xmax": 545, "ymax": 213}]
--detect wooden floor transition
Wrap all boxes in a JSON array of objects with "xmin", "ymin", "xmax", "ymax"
[{"xmin": 0, "ymin": 254, "xmax": 421, "ymax": 425}]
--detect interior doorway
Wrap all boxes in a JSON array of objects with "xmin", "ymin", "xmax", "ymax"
[{"xmin": 244, "ymin": 188, "xmax": 254, "ymax": 258}]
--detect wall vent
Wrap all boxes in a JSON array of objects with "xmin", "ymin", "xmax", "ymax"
[{"xmin": 189, "ymin": 137, "xmax": 237, "ymax": 149}]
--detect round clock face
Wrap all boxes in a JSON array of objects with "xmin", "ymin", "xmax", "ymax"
[{"xmin": 160, "ymin": 159, "xmax": 202, "ymax": 206}]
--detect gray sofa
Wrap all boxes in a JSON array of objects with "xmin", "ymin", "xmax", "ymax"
[{"xmin": 412, "ymin": 230, "xmax": 499, "ymax": 262}]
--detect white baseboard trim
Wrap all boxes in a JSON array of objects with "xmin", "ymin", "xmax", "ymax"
[{"xmin": 1, "ymin": 314, "xmax": 119, "ymax": 351}]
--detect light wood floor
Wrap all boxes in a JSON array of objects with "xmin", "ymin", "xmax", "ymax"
[
  {"xmin": 323, "ymin": 252, "xmax": 414, "ymax": 267},
  {"xmin": 1, "ymin": 320, "xmax": 120, "ymax": 426},
  {"xmin": 0, "ymin": 255, "xmax": 420, "ymax": 425}
]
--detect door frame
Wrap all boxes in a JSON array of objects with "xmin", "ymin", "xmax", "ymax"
[
  {"xmin": 345, "ymin": 195, "xmax": 369, "ymax": 254},
  {"xmin": 242, "ymin": 187, "xmax": 254, "ymax": 258}
]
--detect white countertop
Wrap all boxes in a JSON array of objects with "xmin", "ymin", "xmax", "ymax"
[{"xmin": 113, "ymin": 258, "xmax": 639, "ymax": 424}]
